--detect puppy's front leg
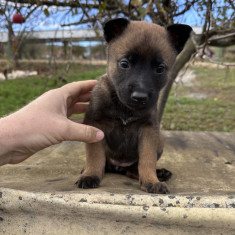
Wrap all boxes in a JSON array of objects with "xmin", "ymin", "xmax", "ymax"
[
  {"xmin": 76, "ymin": 141, "xmax": 105, "ymax": 189},
  {"xmin": 138, "ymin": 127, "xmax": 170, "ymax": 194}
]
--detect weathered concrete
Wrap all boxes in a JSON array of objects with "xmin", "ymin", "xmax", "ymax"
[{"xmin": 0, "ymin": 131, "xmax": 235, "ymax": 234}]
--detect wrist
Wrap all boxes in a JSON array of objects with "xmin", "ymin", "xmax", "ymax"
[{"xmin": 0, "ymin": 114, "xmax": 23, "ymax": 165}]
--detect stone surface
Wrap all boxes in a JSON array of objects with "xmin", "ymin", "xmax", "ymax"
[{"xmin": 0, "ymin": 131, "xmax": 235, "ymax": 234}]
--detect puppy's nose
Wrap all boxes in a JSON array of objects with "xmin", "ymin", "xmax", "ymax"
[{"xmin": 131, "ymin": 91, "xmax": 148, "ymax": 104}]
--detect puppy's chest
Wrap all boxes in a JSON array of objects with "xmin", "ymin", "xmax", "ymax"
[
  {"xmin": 104, "ymin": 122, "xmax": 139, "ymax": 162},
  {"xmin": 105, "ymin": 123, "xmax": 138, "ymax": 150},
  {"xmin": 103, "ymin": 102, "xmax": 151, "ymax": 126},
  {"xmin": 101, "ymin": 105, "xmax": 142, "ymax": 156}
]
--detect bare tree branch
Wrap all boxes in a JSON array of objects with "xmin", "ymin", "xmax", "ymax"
[
  {"xmin": 208, "ymin": 32, "xmax": 235, "ymax": 47},
  {"xmin": 61, "ymin": 17, "xmax": 97, "ymax": 27},
  {"xmin": 227, "ymin": 0, "xmax": 235, "ymax": 10},
  {"xmin": 201, "ymin": 0, "xmax": 212, "ymax": 57},
  {"xmin": 24, "ymin": 5, "xmax": 39, "ymax": 20},
  {"xmin": 172, "ymin": 0, "xmax": 199, "ymax": 17},
  {"xmin": 158, "ymin": 38, "xmax": 197, "ymax": 122},
  {"xmin": 6, "ymin": 0, "xmax": 84, "ymax": 8}
]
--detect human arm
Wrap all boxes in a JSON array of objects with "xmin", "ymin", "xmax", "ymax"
[{"xmin": 0, "ymin": 80, "xmax": 104, "ymax": 166}]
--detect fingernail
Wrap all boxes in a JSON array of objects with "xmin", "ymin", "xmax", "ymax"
[{"xmin": 96, "ymin": 131, "xmax": 104, "ymax": 140}]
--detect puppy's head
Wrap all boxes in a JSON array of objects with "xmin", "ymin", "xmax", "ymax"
[{"xmin": 104, "ymin": 18, "xmax": 192, "ymax": 111}]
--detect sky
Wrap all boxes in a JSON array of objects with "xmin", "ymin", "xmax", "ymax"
[
  {"xmin": 0, "ymin": 0, "xmax": 207, "ymax": 31},
  {"xmin": 34, "ymin": 5, "xmax": 203, "ymax": 31},
  {"xmin": 0, "ymin": 0, "xmax": 232, "ymax": 47}
]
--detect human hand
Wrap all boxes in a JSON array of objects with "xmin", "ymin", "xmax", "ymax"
[{"xmin": 0, "ymin": 80, "xmax": 104, "ymax": 165}]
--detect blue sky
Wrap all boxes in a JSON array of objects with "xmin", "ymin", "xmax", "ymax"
[
  {"xmin": 34, "ymin": 6, "xmax": 203, "ymax": 31},
  {"xmin": 1, "ymin": 0, "xmax": 233, "ymax": 32},
  {"xmin": 1, "ymin": 0, "xmax": 232, "ymax": 47},
  {"xmin": 4, "ymin": 0, "xmax": 207, "ymax": 33}
]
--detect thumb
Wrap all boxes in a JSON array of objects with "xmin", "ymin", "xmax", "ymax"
[{"xmin": 66, "ymin": 121, "xmax": 104, "ymax": 143}]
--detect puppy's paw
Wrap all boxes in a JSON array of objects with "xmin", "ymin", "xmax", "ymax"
[
  {"xmin": 156, "ymin": 168, "xmax": 172, "ymax": 182},
  {"xmin": 76, "ymin": 175, "xmax": 100, "ymax": 189},
  {"xmin": 141, "ymin": 181, "xmax": 170, "ymax": 194}
]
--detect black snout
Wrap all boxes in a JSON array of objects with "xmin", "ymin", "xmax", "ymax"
[{"xmin": 131, "ymin": 91, "xmax": 149, "ymax": 104}]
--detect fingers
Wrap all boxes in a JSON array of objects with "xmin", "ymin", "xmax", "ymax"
[
  {"xmin": 70, "ymin": 117, "xmax": 84, "ymax": 124},
  {"xmin": 67, "ymin": 103, "xmax": 89, "ymax": 117},
  {"xmin": 62, "ymin": 80, "xmax": 97, "ymax": 100},
  {"xmin": 75, "ymin": 92, "xmax": 91, "ymax": 102},
  {"xmin": 66, "ymin": 120, "xmax": 104, "ymax": 143}
]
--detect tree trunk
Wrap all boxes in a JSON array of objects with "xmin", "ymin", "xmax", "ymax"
[
  {"xmin": 7, "ymin": 22, "xmax": 19, "ymax": 68},
  {"xmin": 157, "ymin": 38, "xmax": 196, "ymax": 123},
  {"xmin": 7, "ymin": 22, "xmax": 14, "ymax": 65}
]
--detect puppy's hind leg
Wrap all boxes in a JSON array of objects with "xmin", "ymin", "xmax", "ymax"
[
  {"xmin": 156, "ymin": 148, "xmax": 172, "ymax": 182},
  {"xmin": 76, "ymin": 141, "xmax": 105, "ymax": 189},
  {"xmin": 125, "ymin": 162, "xmax": 172, "ymax": 182},
  {"xmin": 155, "ymin": 134, "xmax": 172, "ymax": 182},
  {"xmin": 156, "ymin": 168, "xmax": 172, "ymax": 182}
]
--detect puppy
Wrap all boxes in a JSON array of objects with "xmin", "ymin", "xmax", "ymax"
[{"xmin": 76, "ymin": 18, "xmax": 192, "ymax": 194}]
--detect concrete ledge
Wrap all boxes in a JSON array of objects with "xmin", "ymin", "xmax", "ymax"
[
  {"xmin": 0, "ymin": 131, "xmax": 235, "ymax": 234},
  {"xmin": 1, "ymin": 188, "xmax": 235, "ymax": 234}
]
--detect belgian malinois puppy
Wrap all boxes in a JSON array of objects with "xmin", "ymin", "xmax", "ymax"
[{"xmin": 76, "ymin": 18, "xmax": 192, "ymax": 194}]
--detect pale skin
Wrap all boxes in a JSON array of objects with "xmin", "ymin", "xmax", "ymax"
[{"xmin": 0, "ymin": 80, "xmax": 104, "ymax": 166}]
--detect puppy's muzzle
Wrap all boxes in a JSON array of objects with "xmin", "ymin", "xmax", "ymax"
[{"xmin": 131, "ymin": 91, "xmax": 149, "ymax": 105}]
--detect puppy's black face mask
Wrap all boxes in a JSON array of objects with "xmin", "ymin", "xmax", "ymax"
[
  {"xmin": 103, "ymin": 18, "xmax": 192, "ymax": 112},
  {"xmin": 113, "ymin": 50, "xmax": 167, "ymax": 111}
]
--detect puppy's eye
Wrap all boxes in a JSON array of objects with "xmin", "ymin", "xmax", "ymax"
[
  {"xmin": 155, "ymin": 64, "xmax": 165, "ymax": 74},
  {"xmin": 120, "ymin": 59, "xmax": 129, "ymax": 69}
]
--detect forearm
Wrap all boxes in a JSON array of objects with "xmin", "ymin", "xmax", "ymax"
[
  {"xmin": 0, "ymin": 115, "xmax": 16, "ymax": 165},
  {"xmin": 0, "ymin": 113, "xmax": 30, "ymax": 165},
  {"xmin": 0, "ymin": 81, "xmax": 103, "ymax": 166}
]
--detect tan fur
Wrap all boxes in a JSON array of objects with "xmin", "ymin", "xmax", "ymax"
[
  {"xmin": 83, "ymin": 141, "xmax": 105, "ymax": 178},
  {"xmin": 107, "ymin": 22, "xmax": 176, "ymax": 75},
  {"xmin": 77, "ymin": 20, "xmax": 180, "ymax": 193}
]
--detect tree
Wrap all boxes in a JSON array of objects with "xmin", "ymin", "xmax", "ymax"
[
  {"xmin": 0, "ymin": 1, "xmax": 45, "ymax": 68},
  {"xmin": 3, "ymin": 0, "xmax": 235, "ymax": 119}
]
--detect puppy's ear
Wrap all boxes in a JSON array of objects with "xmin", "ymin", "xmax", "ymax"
[
  {"xmin": 103, "ymin": 18, "xmax": 130, "ymax": 43},
  {"xmin": 167, "ymin": 24, "xmax": 192, "ymax": 54}
]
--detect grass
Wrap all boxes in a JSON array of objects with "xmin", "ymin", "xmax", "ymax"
[
  {"xmin": 0, "ymin": 61, "xmax": 234, "ymax": 132},
  {"xmin": 162, "ymin": 65, "xmax": 235, "ymax": 132},
  {"xmin": 0, "ymin": 62, "xmax": 106, "ymax": 116}
]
